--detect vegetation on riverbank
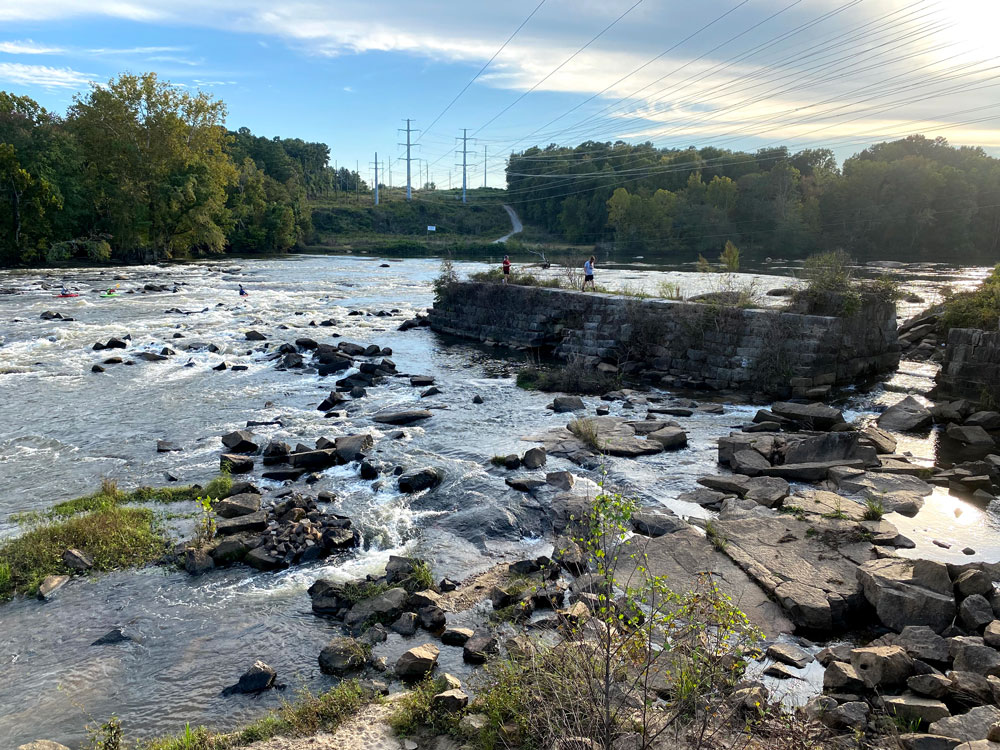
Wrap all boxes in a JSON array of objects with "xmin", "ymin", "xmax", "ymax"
[
  {"xmin": 84, "ymin": 680, "xmax": 372, "ymax": 750},
  {"xmin": 510, "ymin": 135, "xmax": 1000, "ymax": 263},
  {"xmin": 942, "ymin": 263, "xmax": 1000, "ymax": 331},
  {"xmin": 0, "ymin": 474, "xmax": 231, "ymax": 601}
]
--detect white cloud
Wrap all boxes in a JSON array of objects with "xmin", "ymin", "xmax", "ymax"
[
  {"xmin": 343, "ymin": 86, "xmax": 353, "ymax": 93},
  {"xmin": 0, "ymin": 62, "xmax": 92, "ymax": 89},
  {"xmin": 87, "ymin": 45, "xmax": 187, "ymax": 55},
  {"xmin": 0, "ymin": 39, "xmax": 65, "ymax": 55}
]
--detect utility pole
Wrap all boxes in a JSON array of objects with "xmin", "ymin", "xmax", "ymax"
[
  {"xmin": 398, "ymin": 119, "xmax": 418, "ymax": 201},
  {"xmin": 372, "ymin": 152, "xmax": 379, "ymax": 206},
  {"xmin": 457, "ymin": 128, "xmax": 471, "ymax": 204},
  {"xmin": 483, "ymin": 145, "xmax": 488, "ymax": 188},
  {"xmin": 355, "ymin": 159, "xmax": 359, "ymax": 203}
]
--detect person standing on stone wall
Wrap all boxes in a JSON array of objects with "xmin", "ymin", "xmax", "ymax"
[{"xmin": 582, "ymin": 256, "xmax": 596, "ymax": 291}]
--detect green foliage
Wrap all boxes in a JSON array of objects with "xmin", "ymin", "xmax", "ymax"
[
  {"xmin": 0, "ymin": 505, "xmax": 167, "ymax": 601},
  {"xmin": 802, "ymin": 249, "xmax": 854, "ymax": 292},
  {"xmin": 509, "ymin": 135, "xmax": 1000, "ymax": 262},
  {"xmin": 568, "ymin": 418, "xmax": 602, "ymax": 451},
  {"xmin": 433, "ymin": 256, "xmax": 458, "ymax": 303},
  {"xmin": 704, "ymin": 519, "xmax": 728, "ymax": 550},
  {"xmin": 792, "ymin": 250, "xmax": 900, "ymax": 317},
  {"xmin": 409, "ymin": 560, "xmax": 435, "ymax": 591},
  {"xmin": 862, "ymin": 496, "xmax": 885, "ymax": 521},
  {"xmin": 943, "ymin": 263, "xmax": 1000, "ymax": 331},
  {"xmin": 468, "ymin": 266, "xmax": 562, "ymax": 288},
  {"xmin": 515, "ymin": 365, "xmax": 617, "ymax": 395},
  {"xmin": 194, "ymin": 495, "xmax": 217, "ymax": 545},
  {"xmin": 656, "ymin": 280, "xmax": 684, "ymax": 300},
  {"xmin": 86, "ymin": 715, "xmax": 124, "ymax": 750},
  {"xmin": 490, "ymin": 455, "xmax": 508, "ymax": 467},
  {"xmin": 388, "ymin": 675, "xmax": 460, "ymax": 737},
  {"xmin": 138, "ymin": 681, "xmax": 370, "ymax": 750}
]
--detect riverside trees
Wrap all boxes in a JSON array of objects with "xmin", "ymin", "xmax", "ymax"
[
  {"xmin": 506, "ymin": 136, "xmax": 1000, "ymax": 262},
  {"xmin": 0, "ymin": 72, "xmax": 362, "ymax": 266}
]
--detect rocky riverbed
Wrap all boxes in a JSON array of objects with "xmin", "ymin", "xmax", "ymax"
[{"xmin": 0, "ymin": 254, "xmax": 997, "ymax": 748}]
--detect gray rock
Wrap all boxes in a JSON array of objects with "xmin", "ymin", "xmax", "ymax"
[
  {"xmin": 698, "ymin": 474, "xmax": 751, "ymax": 495},
  {"xmin": 785, "ymin": 432, "xmax": 877, "ymax": 467},
  {"xmin": 221, "ymin": 429, "xmax": 258, "ymax": 453},
  {"xmin": 91, "ymin": 628, "xmax": 132, "ymax": 646},
  {"xmin": 930, "ymin": 706, "xmax": 1000, "ymax": 742},
  {"xmin": 61, "ymin": 548, "xmax": 94, "ymax": 571},
  {"xmin": 984, "ymin": 621, "xmax": 1000, "ymax": 648},
  {"xmin": 744, "ymin": 477, "xmax": 790, "ymax": 508},
  {"xmin": 551, "ymin": 396, "xmax": 585, "ymax": 413},
  {"xmin": 373, "ymin": 409, "xmax": 432, "ymax": 425},
  {"xmin": 631, "ymin": 510, "xmax": 685, "ymax": 537},
  {"xmin": 390, "ymin": 613, "xmax": 418, "ymax": 636},
  {"xmin": 950, "ymin": 637, "xmax": 1000, "ymax": 677},
  {"xmin": 885, "ymin": 695, "xmax": 953, "ymax": 725},
  {"xmin": 963, "ymin": 596, "xmax": 996, "ymax": 632},
  {"xmin": 37, "ymin": 574, "xmax": 69, "ymax": 601},
  {"xmin": 898, "ymin": 626, "xmax": 952, "ymax": 663},
  {"xmin": 319, "ymin": 637, "xmax": 367, "ymax": 674},
  {"xmin": 214, "ymin": 492, "xmax": 261, "ymax": 519},
  {"xmin": 398, "ymin": 467, "xmax": 443, "ymax": 493},
  {"xmin": 215, "ymin": 511, "xmax": 267, "ymax": 535},
  {"xmin": 344, "ymin": 587, "xmax": 408, "ymax": 628},
  {"xmin": 948, "ymin": 671, "xmax": 994, "ymax": 707},
  {"xmin": 17, "ymin": 742, "xmax": 72, "ymax": 750},
  {"xmin": 463, "ymin": 629, "xmax": 499, "ymax": 664},
  {"xmin": 824, "ymin": 661, "xmax": 865, "ymax": 692},
  {"xmin": 898, "ymin": 736, "xmax": 961, "ymax": 750},
  {"xmin": 222, "ymin": 660, "xmax": 277, "ymax": 694},
  {"xmin": 857, "ymin": 558, "xmax": 956, "ymax": 632},
  {"xmin": 767, "ymin": 642, "xmax": 814, "ymax": 669},
  {"xmin": 879, "ymin": 396, "xmax": 933, "ymax": 433},
  {"xmin": 966, "ymin": 412, "xmax": 1000, "ymax": 431},
  {"xmin": 432, "ymin": 689, "xmax": 469, "ymax": 713},
  {"xmin": 956, "ymin": 570, "xmax": 994, "ymax": 598},
  {"xmin": 395, "ymin": 643, "xmax": 439, "ymax": 679},
  {"xmin": 522, "ymin": 446, "xmax": 547, "ymax": 469},
  {"xmin": 824, "ymin": 701, "xmax": 870, "ymax": 731},
  {"xmin": 647, "ymin": 426, "xmax": 687, "ymax": 450},
  {"xmin": 732, "ymin": 449, "xmax": 772, "ymax": 476},
  {"xmin": 441, "ymin": 627, "xmax": 474, "ymax": 646},
  {"xmin": 947, "ymin": 424, "xmax": 996, "ymax": 447},
  {"xmin": 851, "ymin": 645, "xmax": 914, "ymax": 687},
  {"xmin": 910, "ymin": 674, "xmax": 954, "ymax": 699},
  {"xmin": 184, "ymin": 547, "xmax": 215, "ymax": 575},
  {"xmin": 771, "ymin": 402, "xmax": 845, "ymax": 430}
]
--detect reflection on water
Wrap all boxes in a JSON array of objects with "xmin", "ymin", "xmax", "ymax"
[{"xmin": 0, "ymin": 255, "xmax": 994, "ymax": 746}]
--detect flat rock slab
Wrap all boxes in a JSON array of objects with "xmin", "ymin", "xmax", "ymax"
[
  {"xmin": 373, "ymin": 410, "xmax": 432, "ymax": 425},
  {"xmin": 767, "ymin": 642, "xmax": 815, "ymax": 668},
  {"xmin": 771, "ymin": 402, "xmax": 845, "ymax": 430},
  {"xmin": 619, "ymin": 526, "xmax": 793, "ymax": 639},
  {"xmin": 524, "ymin": 417, "xmax": 667, "ymax": 462},
  {"xmin": 712, "ymin": 514, "xmax": 871, "ymax": 632},
  {"xmin": 930, "ymin": 706, "xmax": 1000, "ymax": 743},
  {"xmin": 762, "ymin": 459, "xmax": 867, "ymax": 482}
]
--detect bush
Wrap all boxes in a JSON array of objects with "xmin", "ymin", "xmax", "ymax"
[
  {"xmin": 468, "ymin": 267, "xmax": 562, "ymax": 288},
  {"xmin": 791, "ymin": 250, "xmax": 900, "ymax": 317},
  {"xmin": 516, "ymin": 364, "xmax": 618, "ymax": 395},
  {"xmin": 943, "ymin": 264, "xmax": 1000, "ymax": 331},
  {"xmin": 568, "ymin": 418, "xmax": 602, "ymax": 451},
  {"xmin": 388, "ymin": 675, "xmax": 460, "ymax": 737}
]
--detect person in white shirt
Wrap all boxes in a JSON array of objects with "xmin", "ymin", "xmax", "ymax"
[{"xmin": 582, "ymin": 256, "xmax": 596, "ymax": 291}]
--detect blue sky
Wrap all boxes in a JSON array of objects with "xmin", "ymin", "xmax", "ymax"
[{"xmin": 1, "ymin": 0, "xmax": 998, "ymax": 188}]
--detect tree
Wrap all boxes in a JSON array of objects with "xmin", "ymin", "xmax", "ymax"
[
  {"xmin": 68, "ymin": 72, "xmax": 236, "ymax": 261},
  {"xmin": 0, "ymin": 143, "xmax": 60, "ymax": 263}
]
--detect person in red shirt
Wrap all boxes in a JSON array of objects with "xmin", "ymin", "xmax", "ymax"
[{"xmin": 502, "ymin": 255, "xmax": 511, "ymax": 284}]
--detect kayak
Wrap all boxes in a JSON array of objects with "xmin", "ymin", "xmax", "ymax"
[
  {"xmin": 100, "ymin": 293, "xmax": 119, "ymax": 298},
  {"xmin": 54, "ymin": 294, "xmax": 80, "ymax": 298}
]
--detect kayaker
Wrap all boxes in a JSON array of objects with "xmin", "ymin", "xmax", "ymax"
[
  {"xmin": 61, "ymin": 286, "xmax": 69, "ymax": 296},
  {"xmin": 239, "ymin": 284, "xmax": 248, "ymax": 297}
]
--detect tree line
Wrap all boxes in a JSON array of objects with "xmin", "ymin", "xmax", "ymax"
[
  {"xmin": 0, "ymin": 72, "xmax": 367, "ymax": 266},
  {"xmin": 506, "ymin": 136, "xmax": 1000, "ymax": 262}
]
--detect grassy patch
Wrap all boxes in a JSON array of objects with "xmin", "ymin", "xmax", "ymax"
[
  {"xmin": 862, "ymin": 496, "xmax": 885, "ymax": 521},
  {"xmin": 490, "ymin": 455, "xmax": 507, "ymax": 467},
  {"xmin": 516, "ymin": 365, "xmax": 617, "ymax": 395},
  {"xmin": 469, "ymin": 267, "xmax": 563, "ymax": 288},
  {"xmin": 705, "ymin": 520, "xmax": 728, "ymax": 551},
  {"xmin": 388, "ymin": 675, "xmax": 461, "ymax": 738},
  {"xmin": 341, "ymin": 580, "xmax": 392, "ymax": 606},
  {"xmin": 409, "ymin": 560, "xmax": 435, "ymax": 591},
  {"xmin": 0, "ymin": 506, "xmax": 168, "ymax": 601},
  {"xmin": 568, "ymin": 419, "xmax": 602, "ymax": 452},
  {"xmin": 133, "ymin": 680, "xmax": 371, "ymax": 750}
]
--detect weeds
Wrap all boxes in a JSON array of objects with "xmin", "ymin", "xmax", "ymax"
[
  {"xmin": 516, "ymin": 364, "xmax": 617, "ymax": 395},
  {"xmin": 409, "ymin": 560, "xmax": 435, "ymax": 591},
  {"xmin": 138, "ymin": 681, "xmax": 371, "ymax": 750},
  {"xmin": 942, "ymin": 263, "xmax": 1000, "ymax": 331},
  {"xmin": 657, "ymin": 280, "xmax": 683, "ymax": 300},
  {"xmin": 862, "ymin": 496, "xmax": 885, "ymax": 521},
  {"xmin": 490, "ymin": 455, "xmax": 507, "ymax": 467},
  {"xmin": 388, "ymin": 675, "xmax": 461, "ymax": 737},
  {"xmin": 568, "ymin": 418, "xmax": 602, "ymax": 452},
  {"xmin": 705, "ymin": 519, "xmax": 728, "ymax": 550}
]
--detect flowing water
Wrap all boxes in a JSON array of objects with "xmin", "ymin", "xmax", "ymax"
[{"xmin": 0, "ymin": 254, "xmax": 994, "ymax": 746}]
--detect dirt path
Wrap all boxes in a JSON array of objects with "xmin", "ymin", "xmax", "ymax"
[
  {"xmin": 493, "ymin": 204, "xmax": 523, "ymax": 243},
  {"xmin": 245, "ymin": 703, "xmax": 402, "ymax": 750}
]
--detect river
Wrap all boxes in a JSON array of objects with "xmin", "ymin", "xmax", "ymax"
[{"xmin": 0, "ymin": 253, "xmax": 994, "ymax": 747}]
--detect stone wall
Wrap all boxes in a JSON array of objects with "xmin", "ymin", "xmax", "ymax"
[
  {"xmin": 430, "ymin": 282, "xmax": 900, "ymax": 394},
  {"xmin": 935, "ymin": 328, "xmax": 1000, "ymax": 405}
]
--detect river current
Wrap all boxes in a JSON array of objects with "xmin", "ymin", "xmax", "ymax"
[{"xmin": 0, "ymin": 254, "xmax": 994, "ymax": 747}]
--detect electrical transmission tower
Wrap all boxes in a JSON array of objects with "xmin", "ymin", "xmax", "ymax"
[
  {"xmin": 483, "ymin": 145, "xmax": 488, "ymax": 188},
  {"xmin": 398, "ymin": 119, "xmax": 419, "ymax": 201},
  {"xmin": 456, "ymin": 129, "xmax": 473, "ymax": 204},
  {"xmin": 371, "ymin": 152, "xmax": 379, "ymax": 206}
]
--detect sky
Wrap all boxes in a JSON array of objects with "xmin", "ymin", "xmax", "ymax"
[{"xmin": 1, "ymin": 0, "xmax": 999, "ymax": 189}]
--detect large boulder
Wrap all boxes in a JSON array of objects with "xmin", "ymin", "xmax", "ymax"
[
  {"xmin": 885, "ymin": 695, "xmax": 953, "ymax": 726},
  {"xmin": 221, "ymin": 430, "xmax": 258, "ymax": 453},
  {"xmin": 850, "ymin": 645, "xmax": 915, "ymax": 688},
  {"xmin": 551, "ymin": 396, "xmax": 585, "ymax": 413},
  {"xmin": 396, "ymin": 643, "xmax": 439, "ymax": 679},
  {"xmin": 857, "ymin": 558, "xmax": 956, "ymax": 632},
  {"xmin": 930, "ymin": 706, "xmax": 1000, "ymax": 743},
  {"xmin": 344, "ymin": 587, "xmax": 408, "ymax": 628},
  {"xmin": 373, "ymin": 410, "xmax": 433, "ymax": 425},
  {"xmin": 221, "ymin": 660, "xmax": 277, "ymax": 695},
  {"xmin": 879, "ymin": 396, "xmax": 933, "ymax": 433},
  {"xmin": 398, "ymin": 467, "xmax": 443, "ymax": 493},
  {"xmin": 215, "ymin": 511, "xmax": 267, "ymax": 536},
  {"xmin": 950, "ymin": 637, "xmax": 1000, "ymax": 677},
  {"xmin": 214, "ymin": 492, "xmax": 261, "ymax": 519},
  {"xmin": 784, "ymin": 432, "xmax": 878, "ymax": 467},
  {"xmin": 318, "ymin": 637, "xmax": 367, "ymax": 674},
  {"xmin": 947, "ymin": 424, "xmax": 996, "ymax": 447},
  {"xmin": 771, "ymin": 402, "xmax": 845, "ymax": 430}
]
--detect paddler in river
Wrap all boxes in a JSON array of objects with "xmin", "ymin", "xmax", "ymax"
[
  {"xmin": 61, "ymin": 285, "xmax": 69, "ymax": 295},
  {"xmin": 239, "ymin": 283, "xmax": 248, "ymax": 297}
]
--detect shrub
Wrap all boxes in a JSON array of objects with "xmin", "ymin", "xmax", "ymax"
[
  {"xmin": 942, "ymin": 264, "xmax": 1000, "ymax": 331},
  {"xmin": 568, "ymin": 418, "xmax": 602, "ymax": 451},
  {"xmin": 516, "ymin": 364, "xmax": 617, "ymax": 395},
  {"xmin": 862, "ymin": 496, "xmax": 885, "ymax": 521},
  {"xmin": 388, "ymin": 675, "xmax": 460, "ymax": 737}
]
